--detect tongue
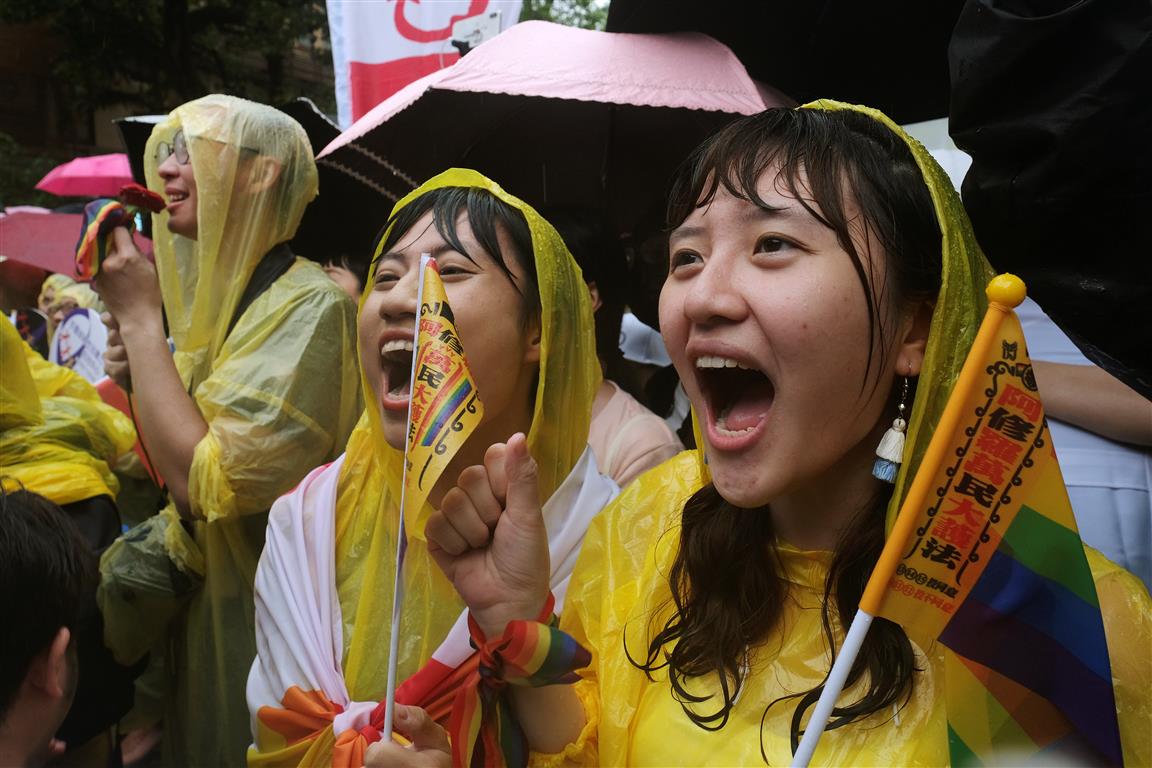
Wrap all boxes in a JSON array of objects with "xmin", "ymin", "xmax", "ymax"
[
  {"xmin": 387, "ymin": 373, "xmax": 412, "ymax": 398},
  {"xmin": 719, "ymin": 379, "xmax": 773, "ymax": 431}
]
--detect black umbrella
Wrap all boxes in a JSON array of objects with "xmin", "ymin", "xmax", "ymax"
[{"xmin": 605, "ymin": 0, "xmax": 966, "ymax": 124}]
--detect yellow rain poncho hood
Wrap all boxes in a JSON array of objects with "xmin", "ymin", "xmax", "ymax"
[
  {"xmin": 804, "ymin": 100, "xmax": 996, "ymax": 529},
  {"xmin": 546, "ymin": 103, "xmax": 1150, "ymax": 766},
  {"xmin": 334, "ymin": 168, "xmax": 600, "ymax": 710},
  {"xmin": 144, "ymin": 93, "xmax": 319, "ymax": 389},
  {"xmin": 54, "ymin": 282, "xmax": 102, "ymax": 312},
  {"xmin": 1, "ymin": 319, "xmax": 135, "ymax": 504},
  {"xmin": 38, "ymin": 272, "xmax": 75, "ymax": 310}
]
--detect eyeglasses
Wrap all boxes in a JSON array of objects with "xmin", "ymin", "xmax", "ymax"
[{"xmin": 155, "ymin": 130, "xmax": 190, "ymax": 166}]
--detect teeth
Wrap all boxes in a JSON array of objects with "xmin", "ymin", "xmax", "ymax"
[
  {"xmin": 695, "ymin": 355, "xmax": 752, "ymax": 370},
  {"xmin": 714, "ymin": 404, "xmax": 757, "ymax": 436},
  {"xmin": 168, "ymin": 193, "xmax": 186, "ymax": 202},
  {"xmin": 381, "ymin": 339, "xmax": 414, "ymax": 354}
]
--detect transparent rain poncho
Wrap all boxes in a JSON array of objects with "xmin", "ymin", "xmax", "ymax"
[
  {"xmin": 541, "ymin": 102, "xmax": 1151, "ymax": 766},
  {"xmin": 99, "ymin": 94, "xmax": 362, "ymax": 766},
  {"xmin": 248, "ymin": 168, "xmax": 602, "ymax": 765}
]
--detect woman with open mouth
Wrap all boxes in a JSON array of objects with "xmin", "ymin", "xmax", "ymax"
[
  {"xmin": 246, "ymin": 169, "xmax": 613, "ymax": 765},
  {"xmin": 423, "ymin": 104, "xmax": 1151, "ymax": 766}
]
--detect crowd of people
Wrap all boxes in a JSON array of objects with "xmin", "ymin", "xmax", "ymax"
[{"xmin": 1, "ymin": 28, "xmax": 1150, "ymax": 768}]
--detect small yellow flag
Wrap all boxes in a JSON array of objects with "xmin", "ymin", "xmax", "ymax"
[{"xmin": 403, "ymin": 258, "xmax": 485, "ymax": 515}]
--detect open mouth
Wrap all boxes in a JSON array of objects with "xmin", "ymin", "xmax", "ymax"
[
  {"xmin": 166, "ymin": 191, "xmax": 188, "ymax": 209},
  {"xmin": 380, "ymin": 339, "xmax": 414, "ymax": 409},
  {"xmin": 694, "ymin": 355, "xmax": 775, "ymax": 439}
]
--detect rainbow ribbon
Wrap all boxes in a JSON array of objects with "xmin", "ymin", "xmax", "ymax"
[{"xmin": 449, "ymin": 594, "xmax": 590, "ymax": 768}]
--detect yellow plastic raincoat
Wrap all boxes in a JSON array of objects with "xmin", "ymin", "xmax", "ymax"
[
  {"xmin": 540, "ymin": 102, "xmax": 1152, "ymax": 766},
  {"xmin": 101, "ymin": 94, "xmax": 362, "ymax": 766},
  {"xmin": 1, "ymin": 319, "xmax": 136, "ymax": 504},
  {"xmin": 247, "ymin": 169, "xmax": 601, "ymax": 765}
]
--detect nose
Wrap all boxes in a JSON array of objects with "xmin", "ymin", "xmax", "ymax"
[
  {"xmin": 375, "ymin": 264, "xmax": 420, "ymax": 321},
  {"xmin": 157, "ymin": 154, "xmax": 179, "ymax": 179},
  {"xmin": 682, "ymin": 254, "xmax": 747, "ymax": 325}
]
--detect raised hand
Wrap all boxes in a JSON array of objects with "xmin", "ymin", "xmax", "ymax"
[
  {"xmin": 92, "ymin": 227, "xmax": 163, "ymax": 334},
  {"xmin": 426, "ymin": 433, "xmax": 551, "ymax": 638}
]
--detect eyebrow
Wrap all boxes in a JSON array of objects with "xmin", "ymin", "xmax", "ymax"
[
  {"xmin": 669, "ymin": 205, "xmax": 803, "ymax": 245},
  {"xmin": 378, "ymin": 242, "xmax": 463, "ymax": 265}
]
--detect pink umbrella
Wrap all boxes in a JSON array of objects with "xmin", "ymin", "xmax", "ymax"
[
  {"xmin": 35, "ymin": 152, "xmax": 134, "ymax": 198},
  {"xmin": 318, "ymin": 20, "xmax": 790, "ymax": 235},
  {"xmin": 0, "ymin": 208, "xmax": 83, "ymax": 275},
  {"xmin": 0, "ymin": 207, "xmax": 152, "ymax": 277}
]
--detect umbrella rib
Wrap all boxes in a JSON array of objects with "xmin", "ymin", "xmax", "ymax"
[
  {"xmin": 342, "ymin": 144, "xmax": 420, "ymax": 189},
  {"xmin": 319, "ymin": 158, "xmax": 402, "ymax": 203}
]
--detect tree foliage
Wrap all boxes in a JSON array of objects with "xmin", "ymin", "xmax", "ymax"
[
  {"xmin": 0, "ymin": 0, "xmax": 331, "ymax": 115},
  {"xmin": 519, "ymin": 0, "xmax": 609, "ymax": 31}
]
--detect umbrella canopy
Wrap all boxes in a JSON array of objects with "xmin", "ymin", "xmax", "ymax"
[
  {"xmin": 318, "ymin": 20, "xmax": 786, "ymax": 239},
  {"xmin": 0, "ymin": 208, "xmax": 84, "ymax": 275},
  {"xmin": 0, "ymin": 206, "xmax": 152, "ymax": 279},
  {"xmin": 35, "ymin": 153, "xmax": 135, "ymax": 198}
]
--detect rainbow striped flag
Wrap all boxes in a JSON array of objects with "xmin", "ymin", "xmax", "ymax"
[
  {"xmin": 403, "ymin": 258, "xmax": 485, "ymax": 518},
  {"xmin": 863, "ymin": 275, "xmax": 1123, "ymax": 765},
  {"xmin": 74, "ymin": 198, "xmax": 130, "ymax": 280}
]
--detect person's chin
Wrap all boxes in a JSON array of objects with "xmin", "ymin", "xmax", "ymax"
[{"xmin": 381, "ymin": 415, "xmax": 406, "ymax": 452}]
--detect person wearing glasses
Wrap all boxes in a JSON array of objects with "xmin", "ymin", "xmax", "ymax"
[{"xmin": 92, "ymin": 94, "xmax": 362, "ymax": 766}]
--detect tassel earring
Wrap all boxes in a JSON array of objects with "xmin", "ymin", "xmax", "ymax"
[{"xmin": 873, "ymin": 375, "xmax": 909, "ymax": 483}]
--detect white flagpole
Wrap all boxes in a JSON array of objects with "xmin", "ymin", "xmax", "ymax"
[
  {"xmin": 382, "ymin": 253, "xmax": 431, "ymax": 743},
  {"xmin": 791, "ymin": 609, "xmax": 875, "ymax": 767}
]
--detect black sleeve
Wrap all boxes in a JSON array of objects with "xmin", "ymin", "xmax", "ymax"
[{"xmin": 948, "ymin": 0, "xmax": 1152, "ymax": 397}]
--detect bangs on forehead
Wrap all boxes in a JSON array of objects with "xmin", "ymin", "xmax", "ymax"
[
  {"xmin": 371, "ymin": 186, "xmax": 540, "ymax": 314},
  {"xmin": 669, "ymin": 115, "xmax": 847, "ymax": 235}
]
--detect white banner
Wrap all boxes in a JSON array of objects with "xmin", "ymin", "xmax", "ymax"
[{"xmin": 327, "ymin": 0, "xmax": 523, "ymax": 127}]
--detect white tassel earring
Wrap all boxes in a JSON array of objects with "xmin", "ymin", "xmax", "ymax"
[{"xmin": 873, "ymin": 375, "xmax": 909, "ymax": 483}]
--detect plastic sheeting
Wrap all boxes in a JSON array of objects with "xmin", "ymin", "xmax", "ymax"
[
  {"xmin": 1, "ymin": 319, "xmax": 136, "ymax": 504},
  {"xmin": 552, "ymin": 453, "xmax": 1151, "ymax": 766}
]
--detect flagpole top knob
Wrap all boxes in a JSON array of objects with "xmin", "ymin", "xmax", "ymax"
[{"xmin": 986, "ymin": 274, "xmax": 1027, "ymax": 308}]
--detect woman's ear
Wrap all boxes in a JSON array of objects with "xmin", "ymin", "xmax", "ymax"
[
  {"xmin": 897, "ymin": 298, "xmax": 934, "ymax": 376},
  {"xmin": 245, "ymin": 156, "xmax": 283, "ymax": 193},
  {"xmin": 523, "ymin": 313, "xmax": 542, "ymax": 365},
  {"xmin": 586, "ymin": 281, "xmax": 603, "ymax": 313}
]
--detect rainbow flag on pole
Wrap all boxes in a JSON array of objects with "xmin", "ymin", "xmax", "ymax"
[
  {"xmin": 862, "ymin": 274, "xmax": 1123, "ymax": 765},
  {"xmin": 382, "ymin": 255, "xmax": 485, "ymax": 743},
  {"xmin": 792, "ymin": 274, "xmax": 1124, "ymax": 768}
]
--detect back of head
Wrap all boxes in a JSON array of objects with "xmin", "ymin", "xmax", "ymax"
[
  {"xmin": 144, "ymin": 94, "xmax": 319, "ymax": 382},
  {"xmin": 542, "ymin": 207, "xmax": 628, "ymax": 364},
  {"xmin": 0, "ymin": 488, "xmax": 95, "ymax": 723}
]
